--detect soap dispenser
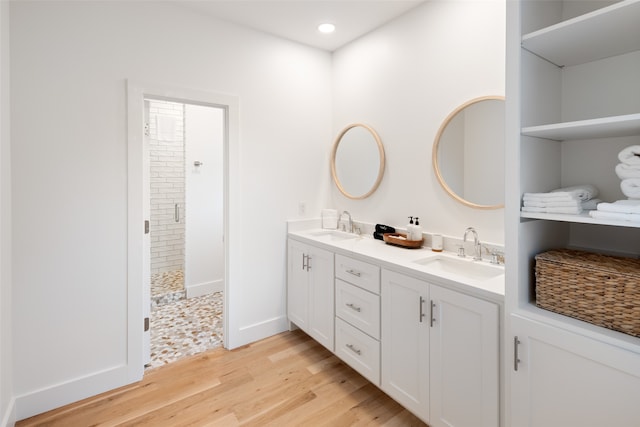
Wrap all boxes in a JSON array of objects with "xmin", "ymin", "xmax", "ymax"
[
  {"xmin": 406, "ymin": 216, "xmax": 415, "ymax": 240},
  {"xmin": 413, "ymin": 217, "xmax": 423, "ymax": 241}
]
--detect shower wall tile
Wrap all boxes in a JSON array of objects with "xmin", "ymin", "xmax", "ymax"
[{"xmin": 149, "ymin": 100, "xmax": 185, "ymax": 275}]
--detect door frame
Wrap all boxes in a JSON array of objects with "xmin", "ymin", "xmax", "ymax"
[{"xmin": 126, "ymin": 80, "xmax": 238, "ymax": 381}]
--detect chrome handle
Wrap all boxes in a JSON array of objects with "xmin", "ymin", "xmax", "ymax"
[
  {"xmin": 302, "ymin": 254, "xmax": 307, "ymax": 271},
  {"xmin": 419, "ymin": 296, "xmax": 426, "ymax": 323},
  {"xmin": 306, "ymin": 255, "xmax": 311, "ymax": 271},
  {"xmin": 346, "ymin": 269, "xmax": 361, "ymax": 277},
  {"xmin": 430, "ymin": 301, "xmax": 436, "ymax": 327},
  {"xmin": 346, "ymin": 303, "xmax": 361, "ymax": 312},
  {"xmin": 346, "ymin": 344, "xmax": 361, "ymax": 355},
  {"xmin": 174, "ymin": 204, "xmax": 180, "ymax": 223},
  {"xmin": 514, "ymin": 336, "xmax": 521, "ymax": 371}
]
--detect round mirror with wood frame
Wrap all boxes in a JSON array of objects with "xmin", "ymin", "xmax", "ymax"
[
  {"xmin": 331, "ymin": 123, "xmax": 386, "ymax": 200},
  {"xmin": 432, "ymin": 96, "xmax": 505, "ymax": 210}
]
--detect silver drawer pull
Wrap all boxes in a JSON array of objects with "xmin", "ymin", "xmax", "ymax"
[
  {"xmin": 346, "ymin": 344, "xmax": 361, "ymax": 355},
  {"xmin": 346, "ymin": 303, "xmax": 361, "ymax": 312},
  {"xmin": 346, "ymin": 269, "xmax": 361, "ymax": 277}
]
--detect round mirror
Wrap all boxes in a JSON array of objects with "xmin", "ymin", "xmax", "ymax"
[
  {"xmin": 331, "ymin": 123, "xmax": 385, "ymax": 199},
  {"xmin": 433, "ymin": 96, "xmax": 505, "ymax": 209}
]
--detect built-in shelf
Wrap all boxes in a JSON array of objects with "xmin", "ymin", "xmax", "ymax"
[
  {"xmin": 521, "ymin": 113, "xmax": 640, "ymax": 141},
  {"xmin": 520, "ymin": 210, "xmax": 640, "ymax": 228},
  {"xmin": 521, "ymin": 0, "xmax": 640, "ymax": 67}
]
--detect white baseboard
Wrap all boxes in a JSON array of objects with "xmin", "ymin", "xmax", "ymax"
[
  {"xmin": 1, "ymin": 397, "xmax": 15, "ymax": 427},
  {"xmin": 14, "ymin": 365, "xmax": 130, "ymax": 421},
  {"xmin": 186, "ymin": 279, "xmax": 223, "ymax": 299},
  {"xmin": 227, "ymin": 315, "xmax": 289, "ymax": 350}
]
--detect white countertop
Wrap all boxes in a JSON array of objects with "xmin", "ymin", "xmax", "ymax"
[{"xmin": 288, "ymin": 227, "xmax": 504, "ymax": 303}]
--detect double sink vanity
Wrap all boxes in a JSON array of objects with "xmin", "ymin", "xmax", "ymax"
[{"xmin": 287, "ymin": 222, "xmax": 504, "ymax": 427}]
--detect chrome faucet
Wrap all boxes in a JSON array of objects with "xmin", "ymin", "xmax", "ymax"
[
  {"xmin": 463, "ymin": 227, "xmax": 482, "ymax": 261},
  {"xmin": 340, "ymin": 210, "xmax": 353, "ymax": 233}
]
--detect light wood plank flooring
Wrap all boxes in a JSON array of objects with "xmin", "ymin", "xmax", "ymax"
[{"xmin": 17, "ymin": 330, "xmax": 428, "ymax": 426}]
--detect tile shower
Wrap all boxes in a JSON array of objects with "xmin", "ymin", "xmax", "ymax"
[{"xmin": 148, "ymin": 100, "xmax": 186, "ymax": 306}]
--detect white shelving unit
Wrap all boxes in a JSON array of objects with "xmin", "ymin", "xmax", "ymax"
[
  {"xmin": 521, "ymin": 0, "xmax": 640, "ymax": 67},
  {"xmin": 506, "ymin": 0, "xmax": 640, "ymax": 424},
  {"xmin": 521, "ymin": 113, "xmax": 640, "ymax": 141}
]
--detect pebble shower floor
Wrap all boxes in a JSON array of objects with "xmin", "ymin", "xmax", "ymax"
[{"xmin": 147, "ymin": 291, "xmax": 224, "ymax": 369}]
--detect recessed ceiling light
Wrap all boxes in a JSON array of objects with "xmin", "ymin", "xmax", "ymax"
[{"xmin": 318, "ymin": 23, "xmax": 336, "ymax": 34}]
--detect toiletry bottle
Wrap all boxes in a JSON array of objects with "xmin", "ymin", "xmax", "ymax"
[
  {"xmin": 414, "ymin": 217, "xmax": 423, "ymax": 241},
  {"xmin": 407, "ymin": 216, "xmax": 414, "ymax": 240}
]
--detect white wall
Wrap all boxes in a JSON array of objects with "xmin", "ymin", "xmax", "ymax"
[
  {"xmin": 332, "ymin": 0, "xmax": 506, "ymax": 244},
  {"xmin": 0, "ymin": 1, "xmax": 14, "ymax": 424},
  {"xmin": 10, "ymin": 1, "xmax": 332, "ymax": 419},
  {"xmin": 184, "ymin": 104, "xmax": 224, "ymax": 298}
]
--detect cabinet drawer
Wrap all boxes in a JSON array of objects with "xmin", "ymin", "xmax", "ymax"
[
  {"xmin": 335, "ymin": 317, "xmax": 380, "ymax": 386},
  {"xmin": 336, "ymin": 279, "xmax": 380, "ymax": 340},
  {"xmin": 335, "ymin": 254, "xmax": 380, "ymax": 294}
]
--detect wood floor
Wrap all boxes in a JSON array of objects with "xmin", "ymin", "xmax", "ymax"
[{"xmin": 17, "ymin": 330, "xmax": 428, "ymax": 426}]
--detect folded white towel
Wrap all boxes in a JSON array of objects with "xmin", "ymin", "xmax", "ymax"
[
  {"xmin": 522, "ymin": 206, "xmax": 583, "ymax": 215},
  {"xmin": 523, "ymin": 199, "xmax": 581, "ymax": 208},
  {"xmin": 621, "ymin": 178, "xmax": 640, "ymax": 199},
  {"xmin": 618, "ymin": 145, "xmax": 640, "ymax": 166},
  {"xmin": 615, "ymin": 163, "xmax": 640, "ymax": 180},
  {"xmin": 596, "ymin": 199, "xmax": 640, "ymax": 214},
  {"xmin": 589, "ymin": 210, "xmax": 640, "ymax": 223},
  {"xmin": 523, "ymin": 192, "xmax": 579, "ymax": 202},
  {"xmin": 550, "ymin": 185, "xmax": 598, "ymax": 201}
]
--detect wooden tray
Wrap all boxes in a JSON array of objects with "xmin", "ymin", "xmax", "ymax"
[{"xmin": 383, "ymin": 233, "xmax": 423, "ymax": 249}]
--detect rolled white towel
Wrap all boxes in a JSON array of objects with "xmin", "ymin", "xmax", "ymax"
[
  {"xmin": 550, "ymin": 184, "xmax": 598, "ymax": 201},
  {"xmin": 615, "ymin": 163, "xmax": 640, "ymax": 180},
  {"xmin": 589, "ymin": 210, "xmax": 640, "ymax": 223},
  {"xmin": 618, "ymin": 145, "xmax": 640, "ymax": 166},
  {"xmin": 522, "ymin": 205, "xmax": 583, "ymax": 215},
  {"xmin": 620, "ymin": 178, "xmax": 640, "ymax": 199},
  {"xmin": 596, "ymin": 199, "xmax": 640, "ymax": 214}
]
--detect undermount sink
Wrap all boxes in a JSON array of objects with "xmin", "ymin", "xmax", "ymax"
[
  {"xmin": 307, "ymin": 230, "xmax": 359, "ymax": 241},
  {"xmin": 413, "ymin": 254, "xmax": 504, "ymax": 281}
]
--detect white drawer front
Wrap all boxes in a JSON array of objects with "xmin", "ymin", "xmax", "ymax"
[
  {"xmin": 335, "ymin": 279, "xmax": 380, "ymax": 340},
  {"xmin": 335, "ymin": 317, "xmax": 380, "ymax": 386},
  {"xmin": 335, "ymin": 254, "xmax": 380, "ymax": 294}
]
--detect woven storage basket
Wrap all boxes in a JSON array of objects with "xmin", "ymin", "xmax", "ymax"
[{"xmin": 535, "ymin": 249, "xmax": 640, "ymax": 338}]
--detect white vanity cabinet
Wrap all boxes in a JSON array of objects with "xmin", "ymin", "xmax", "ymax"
[
  {"xmin": 429, "ymin": 284, "xmax": 499, "ymax": 427},
  {"xmin": 287, "ymin": 232, "xmax": 503, "ymax": 426},
  {"xmin": 381, "ymin": 270, "xmax": 500, "ymax": 426},
  {"xmin": 287, "ymin": 239, "xmax": 335, "ymax": 351},
  {"xmin": 510, "ymin": 314, "xmax": 640, "ymax": 426},
  {"xmin": 381, "ymin": 269, "xmax": 430, "ymax": 421}
]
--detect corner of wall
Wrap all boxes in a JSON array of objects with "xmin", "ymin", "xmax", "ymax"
[{"xmin": 0, "ymin": 0, "xmax": 14, "ymax": 424}]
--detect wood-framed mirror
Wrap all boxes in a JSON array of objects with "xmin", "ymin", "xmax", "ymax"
[
  {"xmin": 331, "ymin": 123, "xmax": 386, "ymax": 200},
  {"xmin": 432, "ymin": 96, "xmax": 505, "ymax": 209}
]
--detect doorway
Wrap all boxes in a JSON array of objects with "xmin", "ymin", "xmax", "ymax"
[
  {"xmin": 143, "ymin": 98, "xmax": 225, "ymax": 368},
  {"xmin": 127, "ymin": 81, "xmax": 238, "ymax": 382}
]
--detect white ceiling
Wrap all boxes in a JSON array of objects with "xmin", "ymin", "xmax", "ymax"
[{"xmin": 177, "ymin": 1, "xmax": 427, "ymax": 51}]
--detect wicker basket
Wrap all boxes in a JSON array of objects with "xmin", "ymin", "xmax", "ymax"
[{"xmin": 535, "ymin": 249, "xmax": 640, "ymax": 338}]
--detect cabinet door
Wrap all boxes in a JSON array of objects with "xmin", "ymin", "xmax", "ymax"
[
  {"xmin": 381, "ymin": 270, "xmax": 429, "ymax": 422},
  {"xmin": 511, "ymin": 315, "xmax": 640, "ymax": 427},
  {"xmin": 307, "ymin": 245, "xmax": 335, "ymax": 351},
  {"xmin": 287, "ymin": 239, "xmax": 308, "ymax": 331},
  {"xmin": 430, "ymin": 285, "xmax": 499, "ymax": 427}
]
